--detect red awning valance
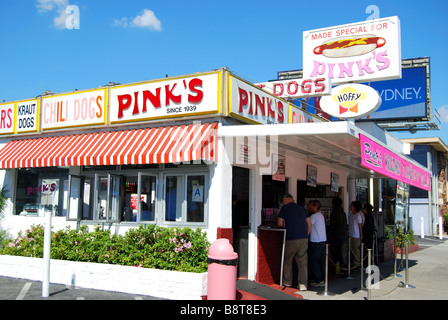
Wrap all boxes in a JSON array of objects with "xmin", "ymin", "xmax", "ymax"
[{"xmin": 0, "ymin": 122, "xmax": 218, "ymax": 169}]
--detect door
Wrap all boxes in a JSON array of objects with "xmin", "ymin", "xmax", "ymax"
[
  {"xmin": 232, "ymin": 166, "xmax": 250, "ymax": 278},
  {"xmin": 67, "ymin": 175, "xmax": 83, "ymax": 221},
  {"xmin": 137, "ymin": 173, "xmax": 158, "ymax": 223},
  {"xmin": 94, "ymin": 174, "xmax": 122, "ymax": 222}
]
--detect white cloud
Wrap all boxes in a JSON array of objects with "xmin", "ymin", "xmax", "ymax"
[
  {"xmin": 36, "ymin": 0, "xmax": 71, "ymax": 29},
  {"xmin": 114, "ymin": 9, "xmax": 162, "ymax": 31},
  {"xmin": 113, "ymin": 17, "xmax": 130, "ymax": 28},
  {"xmin": 36, "ymin": 0, "xmax": 68, "ymax": 12},
  {"xmin": 438, "ymin": 105, "xmax": 448, "ymax": 123}
]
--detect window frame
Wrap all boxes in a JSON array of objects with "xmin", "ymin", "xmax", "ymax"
[
  {"xmin": 162, "ymin": 171, "xmax": 208, "ymax": 227},
  {"xmin": 136, "ymin": 172, "xmax": 158, "ymax": 224},
  {"xmin": 70, "ymin": 165, "xmax": 209, "ymax": 227},
  {"xmin": 67, "ymin": 175, "xmax": 83, "ymax": 222}
]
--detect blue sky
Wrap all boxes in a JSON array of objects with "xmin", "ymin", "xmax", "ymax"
[{"xmin": 0, "ymin": 0, "xmax": 447, "ymax": 141}]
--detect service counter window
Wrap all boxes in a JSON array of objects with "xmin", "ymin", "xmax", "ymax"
[
  {"xmin": 165, "ymin": 175, "xmax": 184, "ymax": 222},
  {"xmin": 68, "ymin": 168, "xmax": 207, "ymax": 227},
  {"xmin": 163, "ymin": 173, "xmax": 207, "ymax": 225},
  {"xmin": 187, "ymin": 175, "xmax": 205, "ymax": 223},
  {"xmin": 138, "ymin": 174, "xmax": 157, "ymax": 222},
  {"xmin": 16, "ymin": 168, "xmax": 69, "ymax": 217}
]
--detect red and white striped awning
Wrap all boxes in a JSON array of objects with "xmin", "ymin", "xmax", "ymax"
[{"xmin": 0, "ymin": 122, "xmax": 218, "ymax": 169}]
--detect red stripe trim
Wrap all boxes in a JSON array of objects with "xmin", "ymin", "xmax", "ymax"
[{"xmin": 0, "ymin": 122, "xmax": 218, "ymax": 168}]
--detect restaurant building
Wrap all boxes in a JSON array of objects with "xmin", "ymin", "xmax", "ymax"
[
  {"xmin": 400, "ymin": 137, "xmax": 448, "ymax": 236},
  {"xmin": 0, "ymin": 67, "xmax": 432, "ymax": 284}
]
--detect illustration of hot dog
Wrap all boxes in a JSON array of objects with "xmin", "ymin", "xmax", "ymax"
[{"xmin": 313, "ymin": 34, "xmax": 386, "ymax": 58}]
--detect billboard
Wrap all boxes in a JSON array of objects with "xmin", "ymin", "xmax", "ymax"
[
  {"xmin": 303, "ymin": 16, "xmax": 401, "ymax": 84},
  {"xmin": 361, "ymin": 65, "xmax": 428, "ymax": 121},
  {"xmin": 290, "ymin": 58, "xmax": 430, "ymax": 123}
]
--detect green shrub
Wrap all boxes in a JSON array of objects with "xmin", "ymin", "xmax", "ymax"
[
  {"xmin": 396, "ymin": 227, "xmax": 415, "ymax": 247},
  {"xmin": 0, "ymin": 224, "xmax": 210, "ymax": 273}
]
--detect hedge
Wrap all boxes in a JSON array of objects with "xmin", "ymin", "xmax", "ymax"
[{"xmin": 0, "ymin": 224, "xmax": 210, "ymax": 273}]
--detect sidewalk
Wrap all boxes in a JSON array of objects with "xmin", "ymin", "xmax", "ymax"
[
  {"xmin": 237, "ymin": 235, "xmax": 448, "ymax": 300},
  {"xmin": 2, "ymin": 236, "xmax": 446, "ymax": 301}
]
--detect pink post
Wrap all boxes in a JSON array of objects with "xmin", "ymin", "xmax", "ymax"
[{"xmin": 207, "ymin": 238, "xmax": 239, "ymax": 300}]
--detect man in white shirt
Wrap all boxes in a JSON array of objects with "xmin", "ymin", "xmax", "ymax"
[
  {"xmin": 308, "ymin": 200, "xmax": 327, "ymax": 287},
  {"xmin": 343, "ymin": 200, "xmax": 363, "ymax": 270}
]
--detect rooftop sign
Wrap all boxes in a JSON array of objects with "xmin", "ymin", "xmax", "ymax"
[{"xmin": 303, "ymin": 16, "xmax": 402, "ymax": 84}]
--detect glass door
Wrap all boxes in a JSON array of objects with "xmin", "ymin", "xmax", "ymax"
[
  {"xmin": 137, "ymin": 173, "xmax": 158, "ymax": 222},
  {"xmin": 67, "ymin": 175, "xmax": 83, "ymax": 221},
  {"xmin": 94, "ymin": 174, "xmax": 122, "ymax": 222},
  {"xmin": 108, "ymin": 174, "xmax": 121, "ymax": 222}
]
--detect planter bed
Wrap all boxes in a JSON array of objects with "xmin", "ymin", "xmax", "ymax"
[
  {"xmin": 0, "ymin": 255, "xmax": 207, "ymax": 300},
  {"xmin": 394, "ymin": 243, "xmax": 419, "ymax": 255}
]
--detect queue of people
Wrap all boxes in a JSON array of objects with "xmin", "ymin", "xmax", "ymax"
[{"xmin": 277, "ymin": 194, "xmax": 376, "ymax": 291}]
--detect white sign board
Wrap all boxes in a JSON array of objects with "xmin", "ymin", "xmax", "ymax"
[
  {"xmin": 229, "ymin": 75, "xmax": 288, "ymax": 124},
  {"xmin": 0, "ymin": 103, "xmax": 14, "ymax": 134},
  {"xmin": 41, "ymin": 89, "xmax": 107, "ymax": 130},
  {"xmin": 192, "ymin": 185, "xmax": 204, "ymax": 202},
  {"xmin": 109, "ymin": 72, "xmax": 220, "ymax": 124},
  {"xmin": 303, "ymin": 16, "xmax": 401, "ymax": 84},
  {"xmin": 256, "ymin": 77, "xmax": 331, "ymax": 99},
  {"xmin": 17, "ymin": 99, "xmax": 39, "ymax": 133},
  {"xmin": 319, "ymin": 83, "xmax": 382, "ymax": 119}
]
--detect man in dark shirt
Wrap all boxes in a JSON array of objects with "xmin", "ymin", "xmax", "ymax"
[{"xmin": 277, "ymin": 194, "xmax": 311, "ymax": 291}]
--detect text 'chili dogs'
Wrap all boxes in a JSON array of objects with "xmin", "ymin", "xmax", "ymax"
[{"xmin": 313, "ymin": 34, "xmax": 386, "ymax": 58}]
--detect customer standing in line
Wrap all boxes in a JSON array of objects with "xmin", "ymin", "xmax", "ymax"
[
  {"xmin": 308, "ymin": 200, "xmax": 327, "ymax": 287},
  {"xmin": 330, "ymin": 197, "xmax": 347, "ymax": 274},
  {"xmin": 342, "ymin": 200, "xmax": 363, "ymax": 270},
  {"xmin": 277, "ymin": 194, "xmax": 311, "ymax": 291}
]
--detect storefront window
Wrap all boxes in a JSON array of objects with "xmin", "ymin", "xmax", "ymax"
[
  {"xmin": 67, "ymin": 168, "xmax": 207, "ymax": 226},
  {"xmin": 138, "ymin": 174, "xmax": 157, "ymax": 222},
  {"xmin": 164, "ymin": 173, "xmax": 207, "ymax": 224},
  {"xmin": 94, "ymin": 175, "xmax": 109, "ymax": 220},
  {"xmin": 187, "ymin": 175, "xmax": 205, "ymax": 222},
  {"xmin": 165, "ymin": 175, "xmax": 183, "ymax": 222},
  {"xmin": 16, "ymin": 168, "xmax": 69, "ymax": 217}
]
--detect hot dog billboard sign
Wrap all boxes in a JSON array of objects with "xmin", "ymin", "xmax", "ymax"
[{"xmin": 303, "ymin": 16, "xmax": 401, "ymax": 85}]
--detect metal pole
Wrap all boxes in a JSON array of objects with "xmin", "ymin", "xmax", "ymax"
[
  {"xmin": 393, "ymin": 227, "xmax": 402, "ymax": 278},
  {"xmin": 399, "ymin": 241, "xmax": 415, "ymax": 289},
  {"xmin": 347, "ymin": 237, "xmax": 354, "ymax": 279},
  {"xmin": 280, "ymin": 229, "xmax": 286, "ymax": 286},
  {"xmin": 42, "ymin": 208, "xmax": 52, "ymax": 298},
  {"xmin": 360, "ymin": 242, "xmax": 364, "ymax": 289},
  {"xmin": 421, "ymin": 217, "xmax": 425, "ymax": 239},
  {"xmin": 367, "ymin": 249, "xmax": 372, "ymax": 300},
  {"xmin": 317, "ymin": 244, "xmax": 335, "ymax": 296},
  {"xmin": 439, "ymin": 216, "xmax": 444, "ymax": 240},
  {"xmin": 373, "ymin": 233, "xmax": 377, "ymax": 265}
]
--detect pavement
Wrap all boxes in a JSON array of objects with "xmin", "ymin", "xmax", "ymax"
[
  {"xmin": 0, "ymin": 276, "xmax": 165, "ymax": 300},
  {"xmin": 1, "ymin": 235, "xmax": 447, "ymax": 302},
  {"xmin": 236, "ymin": 235, "xmax": 448, "ymax": 301}
]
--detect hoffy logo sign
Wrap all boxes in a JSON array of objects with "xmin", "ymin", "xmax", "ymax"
[
  {"xmin": 319, "ymin": 84, "xmax": 381, "ymax": 119},
  {"xmin": 335, "ymin": 86, "xmax": 366, "ymax": 114}
]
